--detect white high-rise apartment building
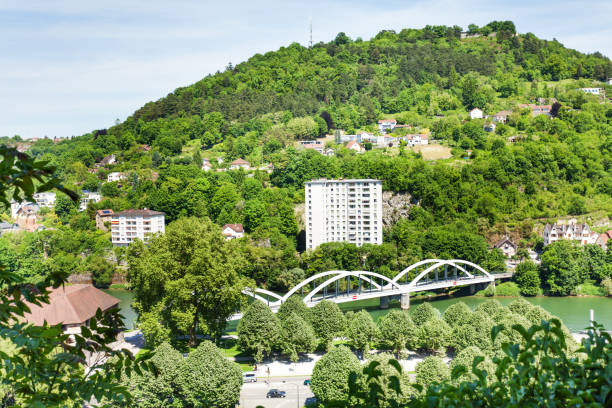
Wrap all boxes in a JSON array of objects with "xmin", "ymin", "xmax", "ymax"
[
  {"xmin": 111, "ymin": 209, "xmax": 165, "ymax": 246},
  {"xmin": 305, "ymin": 179, "xmax": 383, "ymax": 250}
]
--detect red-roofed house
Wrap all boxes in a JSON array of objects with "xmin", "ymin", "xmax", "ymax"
[
  {"xmin": 229, "ymin": 159, "xmax": 250, "ymax": 171},
  {"xmin": 346, "ymin": 140, "xmax": 364, "ymax": 153},
  {"xmin": 596, "ymin": 230, "xmax": 612, "ymax": 251},
  {"xmin": 222, "ymin": 223, "xmax": 244, "ymax": 239},
  {"xmin": 378, "ymin": 119, "xmax": 397, "ymax": 132},
  {"xmin": 22, "ymin": 284, "xmax": 120, "ymax": 333}
]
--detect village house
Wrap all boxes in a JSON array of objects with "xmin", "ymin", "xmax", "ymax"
[
  {"xmin": 201, "ymin": 158, "xmax": 212, "ymax": 171},
  {"xmin": 107, "ymin": 172, "xmax": 126, "ymax": 183},
  {"xmin": 0, "ymin": 221, "xmax": 19, "ymax": 235},
  {"xmin": 99, "ymin": 154, "xmax": 116, "ymax": 166},
  {"xmin": 378, "ymin": 119, "xmax": 397, "ymax": 132},
  {"xmin": 346, "ymin": 140, "xmax": 364, "ymax": 153},
  {"xmin": 229, "ymin": 158, "xmax": 250, "ymax": 170},
  {"xmin": 95, "ymin": 209, "xmax": 114, "ymax": 231},
  {"xmin": 542, "ymin": 219, "xmax": 598, "ymax": 246},
  {"xmin": 580, "ymin": 87, "xmax": 603, "ymax": 95},
  {"xmin": 15, "ymin": 203, "xmax": 41, "ymax": 232},
  {"xmin": 491, "ymin": 110, "xmax": 513, "ymax": 123},
  {"xmin": 33, "ymin": 192, "xmax": 56, "ymax": 208},
  {"xmin": 299, "ymin": 140, "xmax": 324, "ymax": 153},
  {"xmin": 596, "ymin": 230, "xmax": 612, "ymax": 251},
  {"xmin": 494, "ymin": 236, "xmax": 517, "ymax": 258},
  {"xmin": 484, "ymin": 122, "xmax": 496, "ymax": 133},
  {"xmin": 324, "ymin": 148, "xmax": 335, "ymax": 157},
  {"xmin": 402, "ymin": 134, "xmax": 429, "ymax": 146},
  {"xmin": 222, "ymin": 223, "xmax": 244, "ymax": 239},
  {"xmin": 21, "ymin": 285, "xmax": 120, "ymax": 335},
  {"xmin": 469, "ymin": 108, "xmax": 483, "ymax": 119},
  {"xmin": 517, "ymin": 104, "xmax": 551, "ymax": 116},
  {"xmin": 80, "ymin": 191, "xmax": 102, "ymax": 211}
]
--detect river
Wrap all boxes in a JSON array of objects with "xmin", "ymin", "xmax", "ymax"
[{"xmin": 105, "ymin": 289, "xmax": 612, "ymax": 333}]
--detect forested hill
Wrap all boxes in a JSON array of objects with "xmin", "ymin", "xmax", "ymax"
[{"xmin": 3, "ymin": 20, "xmax": 612, "ymax": 292}]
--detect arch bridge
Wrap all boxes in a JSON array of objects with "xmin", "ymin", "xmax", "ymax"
[{"xmin": 241, "ymin": 259, "xmax": 510, "ymax": 315}]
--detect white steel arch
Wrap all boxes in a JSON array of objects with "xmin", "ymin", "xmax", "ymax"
[
  {"xmin": 391, "ymin": 259, "xmax": 472, "ymax": 285},
  {"xmin": 303, "ymin": 271, "xmax": 403, "ymax": 303},
  {"xmin": 242, "ymin": 288, "xmax": 283, "ymax": 305},
  {"xmin": 283, "ymin": 270, "xmax": 381, "ymax": 302}
]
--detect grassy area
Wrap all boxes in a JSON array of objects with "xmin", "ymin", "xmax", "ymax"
[
  {"xmin": 575, "ymin": 280, "xmax": 606, "ymax": 297},
  {"xmin": 108, "ymin": 283, "xmax": 128, "ymax": 289}
]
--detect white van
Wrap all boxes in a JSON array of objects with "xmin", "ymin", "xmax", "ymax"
[{"xmin": 243, "ymin": 372, "xmax": 257, "ymax": 383}]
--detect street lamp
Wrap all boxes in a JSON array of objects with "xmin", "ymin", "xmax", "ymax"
[{"xmin": 282, "ymin": 381, "xmax": 300, "ymax": 408}]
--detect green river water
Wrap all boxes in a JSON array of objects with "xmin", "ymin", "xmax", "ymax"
[{"xmin": 104, "ymin": 289, "xmax": 612, "ymax": 333}]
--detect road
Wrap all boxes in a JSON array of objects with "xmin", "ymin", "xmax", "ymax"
[{"xmin": 238, "ymin": 376, "xmax": 315, "ymax": 408}]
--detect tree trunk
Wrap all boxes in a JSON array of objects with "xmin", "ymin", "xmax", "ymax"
[{"xmin": 189, "ymin": 313, "xmax": 199, "ymax": 348}]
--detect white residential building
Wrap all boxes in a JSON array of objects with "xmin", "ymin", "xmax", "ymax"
[
  {"xmin": 33, "ymin": 192, "xmax": 56, "ymax": 208},
  {"xmin": 402, "ymin": 134, "xmax": 429, "ymax": 146},
  {"xmin": 469, "ymin": 108, "xmax": 483, "ymax": 119},
  {"xmin": 542, "ymin": 219, "xmax": 598, "ymax": 246},
  {"xmin": 346, "ymin": 140, "xmax": 364, "ymax": 153},
  {"xmin": 111, "ymin": 209, "xmax": 165, "ymax": 246},
  {"xmin": 107, "ymin": 172, "xmax": 126, "ymax": 182},
  {"xmin": 298, "ymin": 140, "xmax": 324, "ymax": 153},
  {"xmin": 607, "ymin": 78, "xmax": 612, "ymax": 85},
  {"xmin": 305, "ymin": 179, "xmax": 383, "ymax": 250},
  {"xmin": 79, "ymin": 191, "xmax": 101, "ymax": 211},
  {"xmin": 201, "ymin": 159, "xmax": 212, "ymax": 171},
  {"xmin": 222, "ymin": 223, "xmax": 244, "ymax": 239},
  {"xmin": 580, "ymin": 87, "xmax": 603, "ymax": 95},
  {"xmin": 229, "ymin": 158, "xmax": 250, "ymax": 170},
  {"xmin": 378, "ymin": 119, "xmax": 397, "ymax": 132}
]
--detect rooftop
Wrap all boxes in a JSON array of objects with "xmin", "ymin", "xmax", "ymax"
[
  {"xmin": 306, "ymin": 178, "xmax": 382, "ymax": 184},
  {"xmin": 22, "ymin": 285, "xmax": 120, "ymax": 326},
  {"xmin": 114, "ymin": 208, "xmax": 165, "ymax": 217}
]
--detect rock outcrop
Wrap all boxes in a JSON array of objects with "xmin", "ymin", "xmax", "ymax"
[{"xmin": 382, "ymin": 191, "xmax": 414, "ymax": 226}]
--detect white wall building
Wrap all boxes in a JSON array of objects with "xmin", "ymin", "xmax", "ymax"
[
  {"xmin": 378, "ymin": 119, "xmax": 397, "ymax": 132},
  {"xmin": 33, "ymin": 192, "xmax": 56, "ymax": 208},
  {"xmin": 79, "ymin": 191, "xmax": 101, "ymax": 211},
  {"xmin": 107, "ymin": 172, "xmax": 126, "ymax": 182},
  {"xmin": 222, "ymin": 223, "xmax": 244, "ymax": 239},
  {"xmin": 111, "ymin": 209, "xmax": 165, "ymax": 246},
  {"xmin": 469, "ymin": 108, "xmax": 483, "ymax": 119},
  {"xmin": 542, "ymin": 219, "xmax": 598, "ymax": 246},
  {"xmin": 580, "ymin": 87, "xmax": 603, "ymax": 95},
  {"xmin": 305, "ymin": 179, "xmax": 383, "ymax": 250}
]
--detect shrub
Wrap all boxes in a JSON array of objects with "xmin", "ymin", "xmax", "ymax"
[
  {"xmin": 415, "ymin": 356, "xmax": 450, "ymax": 388},
  {"xmin": 602, "ymin": 278, "xmax": 612, "ymax": 296},
  {"xmin": 575, "ymin": 280, "xmax": 606, "ymax": 296},
  {"xmin": 442, "ymin": 302, "xmax": 472, "ymax": 328},
  {"xmin": 450, "ymin": 346, "xmax": 496, "ymax": 384},
  {"xmin": 418, "ymin": 317, "xmax": 452, "ymax": 353},
  {"xmin": 411, "ymin": 302, "xmax": 441, "ymax": 326},
  {"xmin": 494, "ymin": 282, "xmax": 521, "ymax": 296},
  {"xmin": 378, "ymin": 310, "xmax": 418, "ymax": 355},
  {"xmin": 507, "ymin": 298, "xmax": 533, "ymax": 316},
  {"xmin": 513, "ymin": 261, "xmax": 541, "ymax": 296},
  {"xmin": 475, "ymin": 299, "xmax": 503, "ymax": 315},
  {"xmin": 311, "ymin": 346, "xmax": 360, "ymax": 405}
]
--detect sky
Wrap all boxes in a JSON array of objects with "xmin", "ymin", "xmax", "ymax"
[{"xmin": 1, "ymin": 0, "xmax": 611, "ymax": 139}]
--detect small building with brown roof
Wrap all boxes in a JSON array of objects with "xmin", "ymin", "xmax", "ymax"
[
  {"xmin": 229, "ymin": 158, "xmax": 250, "ymax": 170},
  {"xmin": 95, "ymin": 209, "xmax": 114, "ymax": 231},
  {"xmin": 22, "ymin": 285, "xmax": 120, "ymax": 333},
  {"xmin": 222, "ymin": 223, "xmax": 244, "ymax": 240},
  {"xmin": 596, "ymin": 230, "xmax": 612, "ymax": 251},
  {"xmin": 493, "ymin": 236, "xmax": 517, "ymax": 258}
]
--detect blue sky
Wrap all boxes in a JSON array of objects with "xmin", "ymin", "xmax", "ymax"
[{"xmin": 1, "ymin": 0, "xmax": 611, "ymax": 139}]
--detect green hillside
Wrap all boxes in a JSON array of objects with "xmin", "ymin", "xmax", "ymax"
[{"xmin": 2, "ymin": 20, "xmax": 612, "ymax": 292}]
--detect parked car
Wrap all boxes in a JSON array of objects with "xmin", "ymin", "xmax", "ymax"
[
  {"xmin": 303, "ymin": 379, "xmax": 311, "ymax": 386},
  {"xmin": 242, "ymin": 372, "xmax": 257, "ymax": 383},
  {"xmin": 266, "ymin": 389, "xmax": 286, "ymax": 398}
]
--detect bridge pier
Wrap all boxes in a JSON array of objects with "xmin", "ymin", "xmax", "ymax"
[
  {"xmin": 379, "ymin": 296, "xmax": 390, "ymax": 309},
  {"xmin": 400, "ymin": 293, "xmax": 410, "ymax": 310},
  {"xmin": 469, "ymin": 285, "xmax": 475, "ymax": 295}
]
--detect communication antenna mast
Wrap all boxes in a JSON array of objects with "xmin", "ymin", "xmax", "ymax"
[{"xmin": 309, "ymin": 19, "xmax": 313, "ymax": 48}]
